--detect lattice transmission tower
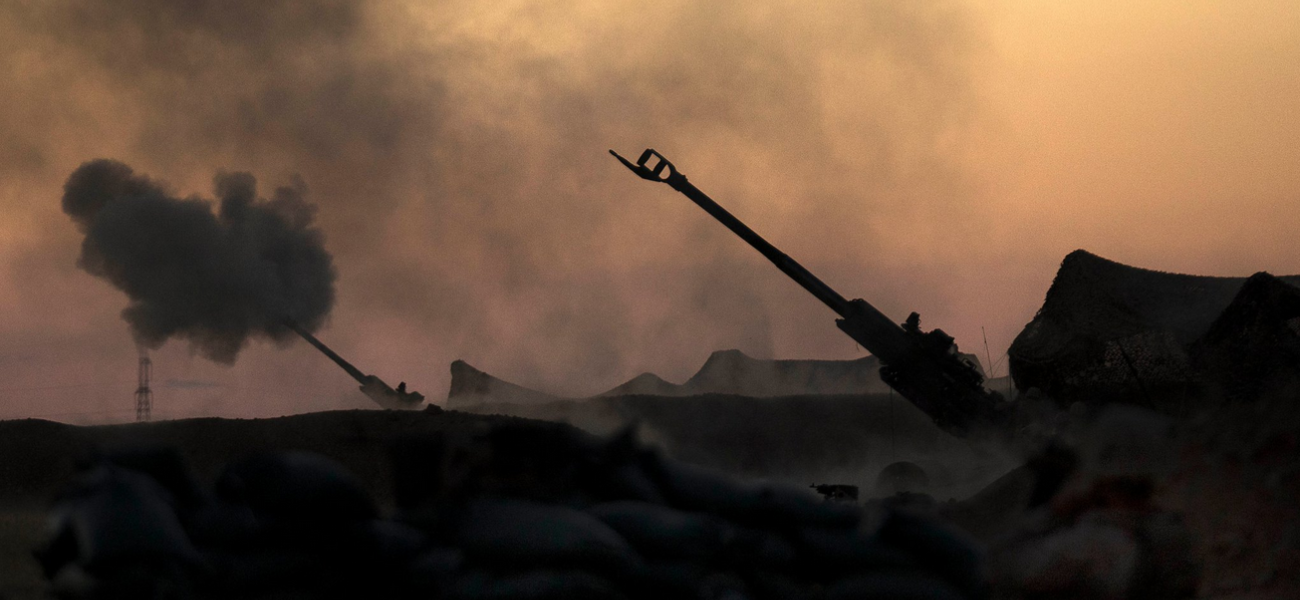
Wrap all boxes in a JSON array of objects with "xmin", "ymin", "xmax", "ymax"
[{"xmin": 135, "ymin": 350, "xmax": 152, "ymax": 422}]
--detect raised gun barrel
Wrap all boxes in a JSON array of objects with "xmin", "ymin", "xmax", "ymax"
[
  {"xmin": 611, "ymin": 148, "xmax": 1007, "ymax": 438},
  {"xmin": 284, "ymin": 319, "xmax": 425, "ymax": 410}
]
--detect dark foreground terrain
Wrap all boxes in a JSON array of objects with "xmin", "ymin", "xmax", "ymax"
[
  {"xmin": 0, "ymin": 407, "xmax": 988, "ymax": 600},
  {"xmin": 0, "ymin": 407, "xmax": 533, "ymax": 598},
  {"xmin": 0, "ymin": 398, "xmax": 1298, "ymax": 599},
  {"xmin": 457, "ymin": 393, "xmax": 1011, "ymax": 501}
]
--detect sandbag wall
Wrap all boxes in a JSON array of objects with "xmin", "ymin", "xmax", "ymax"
[{"xmin": 35, "ymin": 423, "xmax": 987, "ymax": 600}]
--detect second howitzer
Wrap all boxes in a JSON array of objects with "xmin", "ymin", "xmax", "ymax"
[
  {"xmin": 611, "ymin": 148, "xmax": 1007, "ymax": 438},
  {"xmin": 285, "ymin": 319, "xmax": 425, "ymax": 410}
]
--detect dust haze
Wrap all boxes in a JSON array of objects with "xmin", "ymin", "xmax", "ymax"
[{"xmin": 1, "ymin": 0, "xmax": 1297, "ymax": 419}]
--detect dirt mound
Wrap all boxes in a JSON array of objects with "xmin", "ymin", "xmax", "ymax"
[
  {"xmin": 448, "ymin": 350, "xmax": 900, "ymax": 410},
  {"xmin": 448, "ymin": 360, "xmax": 563, "ymax": 408},
  {"xmin": 609, "ymin": 349, "xmax": 892, "ymax": 397}
]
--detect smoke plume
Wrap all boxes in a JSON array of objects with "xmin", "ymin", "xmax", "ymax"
[
  {"xmin": 62, "ymin": 159, "xmax": 335, "ymax": 363},
  {"xmin": 0, "ymin": 0, "xmax": 992, "ymax": 416}
]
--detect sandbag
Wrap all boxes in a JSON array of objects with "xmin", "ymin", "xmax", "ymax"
[
  {"xmin": 646, "ymin": 456, "xmax": 762, "ymax": 518},
  {"xmin": 215, "ymin": 451, "xmax": 377, "ymax": 527},
  {"xmin": 590, "ymin": 501, "xmax": 733, "ymax": 561},
  {"xmin": 795, "ymin": 525, "xmax": 918, "ymax": 576},
  {"xmin": 455, "ymin": 498, "xmax": 643, "ymax": 577},
  {"xmin": 450, "ymin": 568, "xmax": 627, "ymax": 600},
  {"xmin": 876, "ymin": 509, "xmax": 986, "ymax": 599},
  {"xmin": 826, "ymin": 572, "xmax": 968, "ymax": 600},
  {"xmin": 40, "ymin": 465, "xmax": 203, "ymax": 575}
]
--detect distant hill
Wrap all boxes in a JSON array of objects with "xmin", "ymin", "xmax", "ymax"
[
  {"xmin": 446, "ymin": 349, "xmax": 988, "ymax": 409},
  {"xmin": 447, "ymin": 359, "xmax": 563, "ymax": 408},
  {"xmin": 600, "ymin": 349, "xmax": 890, "ymax": 397}
]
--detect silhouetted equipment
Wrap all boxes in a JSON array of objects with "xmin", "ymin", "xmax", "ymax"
[
  {"xmin": 284, "ymin": 319, "xmax": 424, "ymax": 410},
  {"xmin": 611, "ymin": 148, "xmax": 1007, "ymax": 438},
  {"xmin": 1009, "ymin": 250, "xmax": 1300, "ymax": 410},
  {"xmin": 135, "ymin": 349, "xmax": 152, "ymax": 422}
]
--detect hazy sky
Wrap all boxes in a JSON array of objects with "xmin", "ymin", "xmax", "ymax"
[{"xmin": 1, "ymin": 0, "xmax": 1296, "ymax": 421}]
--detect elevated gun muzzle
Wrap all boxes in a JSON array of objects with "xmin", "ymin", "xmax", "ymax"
[
  {"xmin": 611, "ymin": 148, "xmax": 856, "ymax": 318},
  {"xmin": 610, "ymin": 148, "xmax": 679, "ymax": 184}
]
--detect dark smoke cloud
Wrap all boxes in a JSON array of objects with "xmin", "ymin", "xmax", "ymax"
[
  {"xmin": 63, "ymin": 159, "xmax": 335, "ymax": 363},
  {"xmin": 0, "ymin": 0, "xmax": 1000, "ymax": 417},
  {"xmin": 0, "ymin": 0, "xmax": 1294, "ymax": 423}
]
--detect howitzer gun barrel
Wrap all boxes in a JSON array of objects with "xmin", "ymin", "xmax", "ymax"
[
  {"xmin": 611, "ymin": 148, "xmax": 1006, "ymax": 438},
  {"xmin": 612, "ymin": 149, "xmax": 851, "ymax": 317},
  {"xmin": 285, "ymin": 319, "xmax": 425, "ymax": 410},
  {"xmin": 285, "ymin": 319, "xmax": 368, "ymax": 384},
  {"xmin": 610, "ymin": 149, "xmax": 912, "ymax": 365}
]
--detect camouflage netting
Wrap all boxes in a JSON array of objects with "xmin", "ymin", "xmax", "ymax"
[
  {"xmin": 1193, "ymin": 272, "xmax": 1300, "ymax": 401},
  {"xmin": 1008, "ymin": 250, "xmax": 1300, "ymax": 409}
]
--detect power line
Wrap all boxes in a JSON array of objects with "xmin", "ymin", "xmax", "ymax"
[
  {"xmin": 0, "ymin": 407, "xmax": 138, "ymax": 419},
  {"xmin": 0, "ymin": 406, "xmax": 211, "ymax": 421},
  {"xmin": 0, "ymin": 380, "xmax": 136, "ymax": 393}
]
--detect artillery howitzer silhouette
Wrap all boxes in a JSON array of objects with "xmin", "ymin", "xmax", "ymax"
[
  {"xmin": 612, "ymin": 148, "xmax": 1009, "ymax": 439},
  {"xmin": 285, "ymin": 319, "xmax": 425, "ymax": 410}
]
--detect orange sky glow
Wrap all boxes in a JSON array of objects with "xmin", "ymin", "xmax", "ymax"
[{"xmin": 0, "ymin": 1, "xmax": 1296, "ymax": 421}]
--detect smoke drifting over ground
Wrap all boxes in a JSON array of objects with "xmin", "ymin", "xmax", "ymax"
[
  {"xmin": 1, "ymin": 0, "xmax": 988, "ymax": 415},
  {"xmin": 62, "ymin": 159, "xmax": 335, "ymax": 364},
  {"xmin": 2, "ymin": 1, "xmax": 1297, "ymax": 418}
]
